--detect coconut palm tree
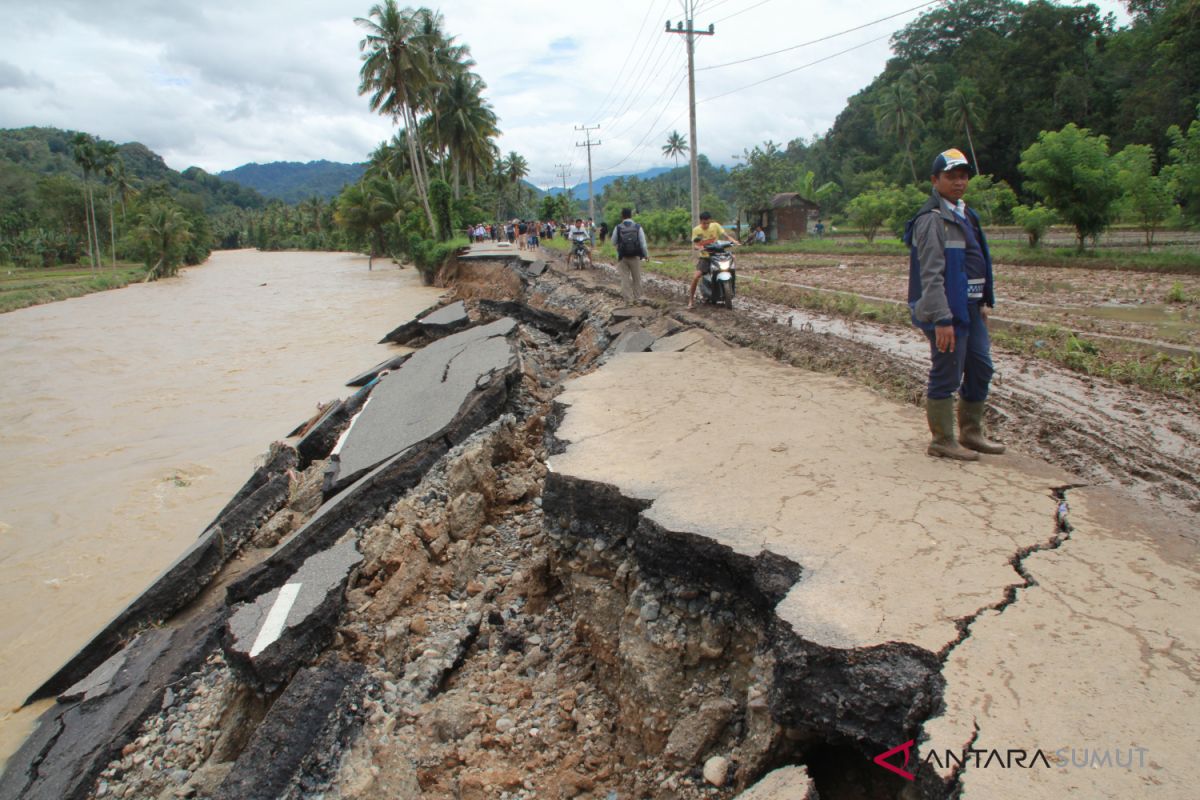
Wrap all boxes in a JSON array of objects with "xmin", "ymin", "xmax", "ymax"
[
  {"xmin": 437, "ymin": 70, "xmax": 500, "ymax": 198},
  {"xmin": 96, "ymin": 140, "xmax": 120, "ymax": 267},
  {"xmin": 903, "ymin": 63, "xmax": 939, "ymax": 110},
  {"xmin": 70, "ymin": 132, "xmax": 101, "ymax": 270},
  {"xmin": 503, "ymin": 152, "xmax": 529, "ymax": 205},
  {"xmin": 412, "ymin": 7, "xmax": 474, "ymax": 181},
  {"xmin": 662, "ymin": 130, "xmax": 689, "ymax": 167},
  {"xmin": 133, "ymin": 201, "xmax": 192, "ymax": 280},
  {"xmin": 944, "ymin": 79, "xmax": 985, "ymax": 174},
  {"xmin": 876, "ymin": 83, "xmax": 924, "ymax": 184},
  {"xmin": 357, "ymin": 1, "xmax": 438, "ymax": 233}
]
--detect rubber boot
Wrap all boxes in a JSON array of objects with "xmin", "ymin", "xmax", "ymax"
[
  {"xmin": 926, "ymin": 398, "xmax": 979, "ymax": 461},
  {"xmin": 958, "ymin": 400, "xmax": 1006, "ymax": 454}
]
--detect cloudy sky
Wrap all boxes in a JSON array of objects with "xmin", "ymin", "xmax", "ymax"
[{"xmin": 0, "ymin": 0, "xmax": 1130, "ymax": 187}]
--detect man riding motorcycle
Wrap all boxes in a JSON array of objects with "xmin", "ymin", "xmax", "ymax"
[
  {"xmin": 687, "ymin": 211, "xmax": 739, "ymax": 309},
  {"xmin": 567, "ymin": 218, "xmax": 592, "ymax": 268}
]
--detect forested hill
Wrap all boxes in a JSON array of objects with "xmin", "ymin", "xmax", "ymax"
[
  {"xmin": 0, "ymin": 127, "xmax": 266, "ymax": 213},
  {"xmin": 792, "ymin": 0, "xmax": 1199, "ymax": 197},
  {"xmin": 217, "ymin": 160, "xmax": 368, "ymax": 203}
]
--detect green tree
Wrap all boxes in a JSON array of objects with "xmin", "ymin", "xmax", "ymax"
[
  {"xmin": 131, "ymin": 200, "xmax": 192, "ymax": 279},
  {"xmin": 794, "ymin": 170, "xmax": 840, "ymax": 208},
  {"xmin": 846, "ymin": 188, "xmax": 892, "ymax": 243},
  {"xmin": 1164, "ymin": 108, "xmax": 1200, "ymax": 226},
  {"xmin": 944, "ymin": 78, "xmax": 986, "ymax": 173},
  {"xmin": 428, "ymin": 178, "xmax": 453, "ymax": 241},
  {"xmin": 502, "ymin": 151, "xmax": 529, "ymax": 205},
  {"xmin": 662, "ymin": 130, "xmax": 688, "ymax": 167},
  {"xmin": 96, "ymin": 140, "xmax": 120, "ymax": 267},
  {"xmin": 357, "ymin": 1, "xmax": 439, "ymax": 233},
  {"xmin": 876, "ymin": 83, "xmax": 924, "ymax": 184},
  {"xmin": 70, "ymin": 132, "xmax": 102, "ymax": 269},
  {"xmin": 1114, "ymin": 143, "xmax": 1175, "ymax": 249},
  {"xmin": 1011, "ymin": 203, "xmax": 1056, "ymax": 247},
  {"xmin": 436, "ymin": 70, "xmax": 499, "ymax": 198},
  {"xmin": 965, "ymin": 174, "xmax": 1017, "ymax": 224},
  {"xmin": 1019, "ymin": 123, "xmax": 1121, "ymax": 250}
]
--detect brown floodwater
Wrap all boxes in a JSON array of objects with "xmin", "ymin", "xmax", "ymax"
[{"xmin": 0, "ymin": 250, "xmax": 442, "ymax": 766}]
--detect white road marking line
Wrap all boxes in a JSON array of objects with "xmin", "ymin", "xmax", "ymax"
[{"xmin": 249, "ymin": 582, "xmax": 302, "ymax": 657}]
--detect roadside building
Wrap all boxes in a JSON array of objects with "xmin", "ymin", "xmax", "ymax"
[{"xmin": 748, "ymin": 193, "xmax": 821, "ymax": 242}]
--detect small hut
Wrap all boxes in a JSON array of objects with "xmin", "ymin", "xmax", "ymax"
[{"xmin": 749, "ymin": 193, "xmax": 821, "ymax": 242}]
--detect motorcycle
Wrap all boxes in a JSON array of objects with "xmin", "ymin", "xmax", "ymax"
[
  {"xmin": 698, "ymin": 240, "xmax": 737, "ymax": 308},
  {"xmin": 569, "ymin": 233, "xmax": 592, "ymax": 269}
]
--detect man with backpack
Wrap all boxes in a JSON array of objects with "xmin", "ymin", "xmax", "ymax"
[{"xmin": 611, "ymin": 207, "xmax": 648, "ymax": 303}]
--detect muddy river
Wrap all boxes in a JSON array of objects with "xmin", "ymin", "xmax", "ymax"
[{"xmin": 0, "ymin": 250, "xmax": 442, "ymax": 765}]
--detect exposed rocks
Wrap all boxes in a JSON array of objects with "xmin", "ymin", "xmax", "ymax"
[
  {"xmin": 0, "ymin": 608, "xmax": 224, "ymax": 800},
  {"xmin": 213, "ymin": 658, "xmax": 367, "ymax": 800}
]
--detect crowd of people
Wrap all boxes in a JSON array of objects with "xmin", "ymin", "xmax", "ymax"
[{"xmin": 467, "ymin": 219, "xmax": 598, "ymax": 251}]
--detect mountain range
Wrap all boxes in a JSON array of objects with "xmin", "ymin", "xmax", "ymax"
[
  {"xmin": 216, "ymin": 160, "xmax": 368, "ymax": 204},
  {"xmin": 546, "ymin": 166, "xmax": 676, "ymax": 198},
  {"xmin": 213, "ymin": 160, "xmax": 679, "ymax": 203}
]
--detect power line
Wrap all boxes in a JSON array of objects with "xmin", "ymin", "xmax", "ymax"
[
  {"xmin": 699, "ymin": 33, "xmax": 893, "ymax": 103},
  {"xmin": 697, "ymin": 0, "xmax": 942, "ymax": 71},
  {"xmin": 604, "ymin": 56, "xmax": 689, "ymax": 141},
  {"xmin": 599, "ymin": 25, "xmax": 681, "ymax": 127},
  {"xmin": 712, "ymin": 0, "xmax": 775, "ymax": 24},
  {"xmin": 575, "ymin": 125, "xmax": 602, "ymax": 226},
  {"xmin": 600, "ymin": 74, "xmax": 689, "ymax": 172},
  {"xmin": 589, "ymin": 0, "xmax": 674, "ymax": 124}
]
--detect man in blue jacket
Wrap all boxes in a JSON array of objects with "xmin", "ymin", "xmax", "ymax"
[{"xmin": 905, "ymin": 148, "xmax": 1005, "ymax": 460}]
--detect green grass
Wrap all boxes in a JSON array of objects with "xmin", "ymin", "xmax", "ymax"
[
  {"xmin": 991, "ymin": 323, "xmax": 1199, "ymax": 395},
  {"xmin": 987, "ymin": 243, "xmax": 1200, "ymax": 273},
  {"xmin": 0, "ymin": 264, "xmax": 146, "ymax": 313}
]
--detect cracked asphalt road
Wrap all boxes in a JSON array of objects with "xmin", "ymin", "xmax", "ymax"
[{"xmin": 551, "ymin": 344, "xmax": 1199, "ymax": 798}]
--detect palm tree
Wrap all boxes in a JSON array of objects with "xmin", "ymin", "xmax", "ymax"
[
  {"xmin": 503, "ymin": 152, "xmax": 529, "ymax": 205},
  {"xmin": 662, "ymin": 130, "xmax": 689, "ymax": 167},
  {"xmin": 944, "ymin": 79, "xmax": 985, "ymax": 174},
  {"xmin": 903, "ymin": 64, "xmax": 939, "ymax": 110},
  {"xmin": 70, "ymin": 132, "xmax": 101, "ymax": 270},
  {"xmin": 437, "ymin": 70, "xmax": 499, "ymax": 198},
  {"xmin": 876, "ymin": 83, "xmax": 924, "ymax": 184},
  {"xmin": 96, "ymin": 140, "xmax": 121, "ymax": 268},
  {"xmin": 412, "ymin": 7, "xmax": 474, "ymax": 181},
  {"xmin": 357, "ymin": 1, "xmax": 438, "ymax": 234},
  {"xmin": 795, "ymin": 170, "xmax": 840, "ymax": 207},
  {"xmin": 133, "ymin": 201, "xmax": 192, "ymax": 280}
]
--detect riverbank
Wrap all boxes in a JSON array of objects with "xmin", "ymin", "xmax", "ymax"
[
  {"xmin": 0, "ymin": 250, "xmax": 443, "ymax": 763},
  {"xmin": 0, "ymin": 264, "xmax": 146, "ymax": 314}
]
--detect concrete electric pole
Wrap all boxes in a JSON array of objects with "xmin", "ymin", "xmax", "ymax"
[
  {"xmin": 575, "ymin": 125, "xmax": 601, "ymax": 230},
  {"xmin": 666, "ymin": 3, "xmax": 713, "ymax": 225},
  {"xmin": 554, "ymin": 163, "xmax": 572, "ymax": 196}
]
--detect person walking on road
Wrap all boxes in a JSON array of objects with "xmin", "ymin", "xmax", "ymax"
[
  {"xmin": 905, "ymin": 148, "xmax": 1005, "ymax": 461},
  {"xmin": 611, "ymin": 207, "xmax": 648, "ymax": 303}
]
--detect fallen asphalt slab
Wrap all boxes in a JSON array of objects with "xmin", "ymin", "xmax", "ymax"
[
  {"xmin": 329, "ymin": 316, "xmax": 519, "ymax": 492},
  {"xmin": 548, "ymin": 345, "xmax": 1199, "ymax": 798}
]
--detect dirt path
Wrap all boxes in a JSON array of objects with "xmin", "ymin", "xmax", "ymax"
[{"xmin": 592, "ymin": 260, "xmax": 1200, "ymax": 530}]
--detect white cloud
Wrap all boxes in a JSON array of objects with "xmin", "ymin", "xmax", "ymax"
[{"xmin": 0, "ymin": 0, "xmax": 1131, "ymax": 184}]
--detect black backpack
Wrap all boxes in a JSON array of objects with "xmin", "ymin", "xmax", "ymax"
[{"xmin": 615, "ymin": 222, "xmax": 642, "ymax": 258}]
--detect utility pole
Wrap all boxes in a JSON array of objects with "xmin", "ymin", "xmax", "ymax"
[
  {"xmin": 575, "ymin": 125, "xmax": 601, "ymax": 230},
  {"xmin": 666, "ymin": 3, "xmax": 714, "ymax": 225},
  {"xmin": 554, "ymin": 163, "xmax": 572, "ymax": 196}
]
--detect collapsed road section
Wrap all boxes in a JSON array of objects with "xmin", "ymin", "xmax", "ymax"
[{"xmin": 1, "ymin": 244, "xmax": 1194, "ymax": 800}]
